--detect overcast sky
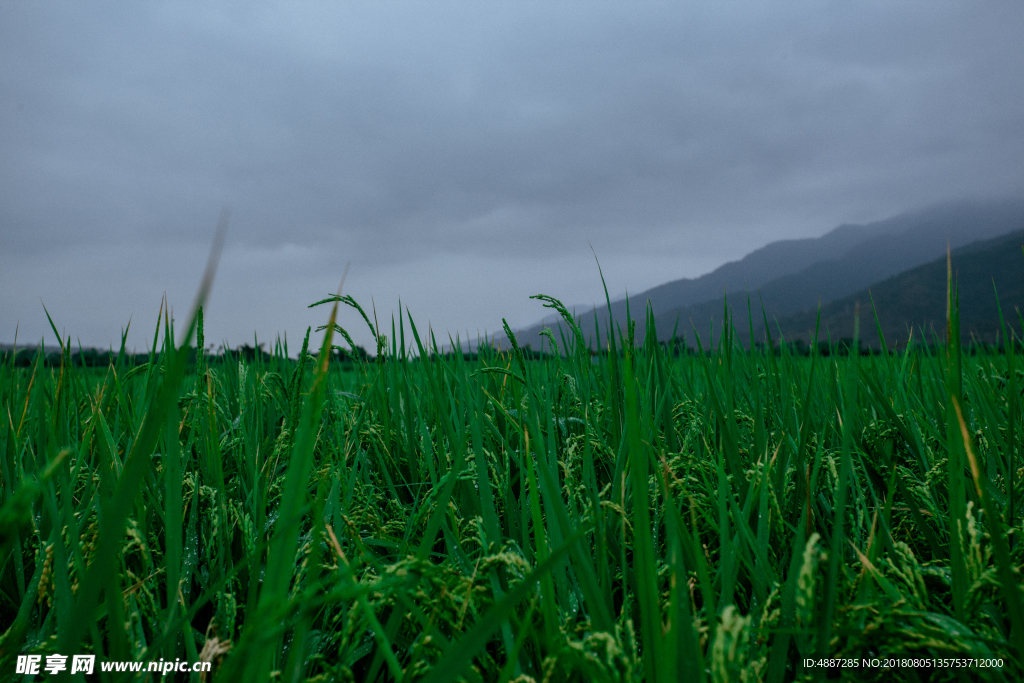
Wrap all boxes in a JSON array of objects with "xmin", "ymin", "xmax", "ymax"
[{"xmin": 2, "ymin": 2, "xmax": 1023, "ymax": 353}]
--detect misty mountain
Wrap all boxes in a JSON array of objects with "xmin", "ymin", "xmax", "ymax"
[
  {"xmin": 504, "ymin": 198, "xmax": 1024, "ymax": 350},
  {"xmin": 767, "ymin": 229, "xmax": 1024, "ymax": 347}
]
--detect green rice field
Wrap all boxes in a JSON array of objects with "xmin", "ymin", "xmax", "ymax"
[{"xmin": 1, "ymin": 272, "xmax": 1022, "ymax": 681}]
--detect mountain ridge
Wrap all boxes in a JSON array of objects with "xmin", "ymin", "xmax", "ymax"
[
  {"xmin": 766, "ymin": 228, "xmax": 1024, "ymax": 348},
  {"xmin": 503, "ymin": 198, "xmax": 1024, "ymax": 350}
]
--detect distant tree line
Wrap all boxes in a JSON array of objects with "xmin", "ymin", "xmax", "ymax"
[
  {"xmin": 5, "ymin": 334, "xmax": 1021, "ymax": 369},
  {"xmin": 0, "ymin": 343, "xmax": 326, "ymax": 368}
]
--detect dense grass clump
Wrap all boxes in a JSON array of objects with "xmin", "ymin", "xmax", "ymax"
[{"xmin": 1, "ymin": 276, "xmax": 1022, "ymax": 682}]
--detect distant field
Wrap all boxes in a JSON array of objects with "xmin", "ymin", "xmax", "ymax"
[{"xmin": 1, "ymin": 287, "xmax": 1021, "ymax": 682}]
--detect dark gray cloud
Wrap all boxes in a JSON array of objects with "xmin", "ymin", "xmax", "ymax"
[{"xmin": 2, "ymin": 1, "xmax": 1023, "ymax": 349}]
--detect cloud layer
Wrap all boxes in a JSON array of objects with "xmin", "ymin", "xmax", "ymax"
[{"xmin": 2, "ymin": 2, "xmax": 1023, "ymax": 350}]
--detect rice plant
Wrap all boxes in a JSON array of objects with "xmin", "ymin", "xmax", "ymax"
[{"xmin": 0, "ymin": 259, "xmax": 1021, "ymax": 681}]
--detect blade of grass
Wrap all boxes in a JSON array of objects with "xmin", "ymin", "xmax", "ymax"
[{"xmin": 56, "ymin": 209, "xmax": 228, "ymax": 655}]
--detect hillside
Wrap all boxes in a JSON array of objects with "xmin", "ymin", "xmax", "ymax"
[
  {"xmin": 505, "ymin": 199, "xmax": 1024, "ymax": 350},
  {"xmin": 767, "ymin": 229, "xmax": 1024, "ymax": 347}
]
